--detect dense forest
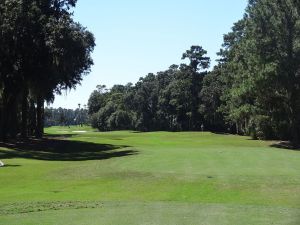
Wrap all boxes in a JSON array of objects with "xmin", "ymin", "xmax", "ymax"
[
  {"xmin": 0, "ymin": 0, "xmax": 95, "ymax": 140},
  {"xmin": 88, "ymin": 0, "xmax": 300, "ymax": 144}
]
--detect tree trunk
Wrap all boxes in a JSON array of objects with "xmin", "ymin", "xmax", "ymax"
[
  {"xmin": 0, "ymin": 95, "xmax": 7, "ymax": 142},
  {"xmin": 35, "ymin": 96, "xmax": 44, "ymax": 138},
  {"xmin": 1, "ymin": 88, "xmax": 18, "ymax": 141},
  {"xmin": 28, "ymin": 99, "xmax": 36, "ymax": 136},
  {"xmin": 10, "ymin": 95, "xmax": 18, "ymax": 139},
  {"xmin": 290, "ymin": 115, "xmax": 300, "ymax": 146},
  {"xmin": 1, "ymin": 95, "xmax": 9, "ymax": 141},
  {"xmin": 289, "ymin": 90, "xmax": 300, "ymax": 146},
  {"xmin": 21, "ymin": 87, "xmax": 29, "ymax": 138},
  {"xmin": 0, "ymin": 104, "xmax": 2, "ymax": 140}
]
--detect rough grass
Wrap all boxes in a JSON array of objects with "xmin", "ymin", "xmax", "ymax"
[{"xmin": 0, "ymin": 126, "xmax": 299, "ymax": 224}]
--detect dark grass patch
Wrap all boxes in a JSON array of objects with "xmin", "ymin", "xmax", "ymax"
[
  {"xmin": 0, "ymin": 164, "xmax": 21, "ymax": 167},
  {"xmin": 270, "ymin": 141, "xmax": 300, "ymax": 151},
  {"xmin": 0, "ymin": 136, "xmax": 137, "ymax": 161},
  {"xmin": 44, "ymin": 134, "xmax": 79, "ymax": 139},
  {"xmin": 0, "ymin": 201, "xmax": 105, "ymax": 215}
]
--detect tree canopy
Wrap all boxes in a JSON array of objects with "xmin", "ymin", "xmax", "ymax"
[{"xmin": 0, "ymin": 0, "xmax": 95, "ymax": 140}]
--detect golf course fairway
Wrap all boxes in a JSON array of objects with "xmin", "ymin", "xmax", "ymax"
[{"xmin": 0, "ymin": 126, "xmax": 299, "ymax": 225}]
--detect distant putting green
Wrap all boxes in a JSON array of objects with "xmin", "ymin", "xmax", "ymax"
[{"xmin": 0, "ymin": 126, "xmax": 299, "ymax": 225}]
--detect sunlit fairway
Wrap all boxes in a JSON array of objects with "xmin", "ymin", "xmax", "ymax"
[{"xmin": 0, "ymin": 126, "xmax": 299, "ymax": 225}]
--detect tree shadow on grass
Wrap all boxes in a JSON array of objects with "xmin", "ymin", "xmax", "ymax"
[
  {"xmin": 0, "ymin": 164, "xmax": 21, "ymax": 167},
  {"xmin": 44, "ymin": 134, "xmax": 79, "ymax": 139},
  {"xmin": 0, "ymin": 136, "xmax": 137, "ymax": 161},
  {"xmin": 212, "ymin": 131, "xmax": 232, "ymax": 135},
  {"xmin": 270, "ymin": 141, "xmax": 300, "ymax": 151}
]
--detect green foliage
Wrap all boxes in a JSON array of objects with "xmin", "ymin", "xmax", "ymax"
[
  {"xmin": 88, "ymin": 47, "xmax": 211, "ymax": 132},
  {"xmin": 212, "ymin": 0, "xmax": 300, "ymax": 143},
  {"xmin": 252, "ymin": 115, "xmax": 274, "ymax": 140},
  {"xmin": 0, "ymin": 0, "xmax": 95, "ymax": 140},
  {"xmin": 182, "ymin": 45, "xmax": 210, "ymax": 72},
  {"xmin": 107, "ymin": 110, "xmax": 133, "ymax": 130},
  {"xmin": 200, "ymin": 66, "xmax": 226, "ymax": 131}
]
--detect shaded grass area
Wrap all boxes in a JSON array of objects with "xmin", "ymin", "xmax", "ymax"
[
  {"xmin": 271, "ymin": 141, "xmax": 300, "ymax": 151},
  {"xmin": 0, "ymin": 137, "xmax": 137, "ymax": 161},
  {"xmin": 0, "ymin": 126, "xmax": 299, "ymax": 224}
]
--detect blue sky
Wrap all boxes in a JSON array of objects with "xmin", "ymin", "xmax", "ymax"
[{"xmin": 51, "ymin": 0, "xmax": 248, "ymax": 109}]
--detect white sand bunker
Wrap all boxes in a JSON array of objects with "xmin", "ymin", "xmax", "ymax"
[
  {"xmin": 0, "ymin": 160, "xmax": 4, "ymax": 167},
  {"xmin": 72, "ymin": 131, "xmax": 87, "ymax": 133}
]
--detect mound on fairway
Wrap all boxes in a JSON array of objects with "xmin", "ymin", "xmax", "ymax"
[{"xmin": 0, "ymin": 126, "xmax": 299, "ymax": 225}]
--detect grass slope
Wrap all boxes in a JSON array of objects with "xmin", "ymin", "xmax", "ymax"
[{"xmin": 0, "ymin": 126, "xmax": 299, "ymax": 224}]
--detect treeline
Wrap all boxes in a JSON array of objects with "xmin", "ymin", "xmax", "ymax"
[
  {"xmin": 88, "ymin": 47, "xmax": 215, "ymax": 132},
  {"xmin": 88, "ymin": 0, "xmax": 300, "ymax": 144},
  {"xmin": 44, "ymin": 107, "xmax": 88, "ymax": 127},
  {"xmin": 88, "ymin": 47, "xmax": 225, "ymax": 132},
  {"xmin": 0, "ymin": 0, "xmax": 95, "ymax": 140}
]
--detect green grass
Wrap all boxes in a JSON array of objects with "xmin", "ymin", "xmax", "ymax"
[{"xmin": 0, "ymin": 126, "xmax": 299, "ymax": 224}]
